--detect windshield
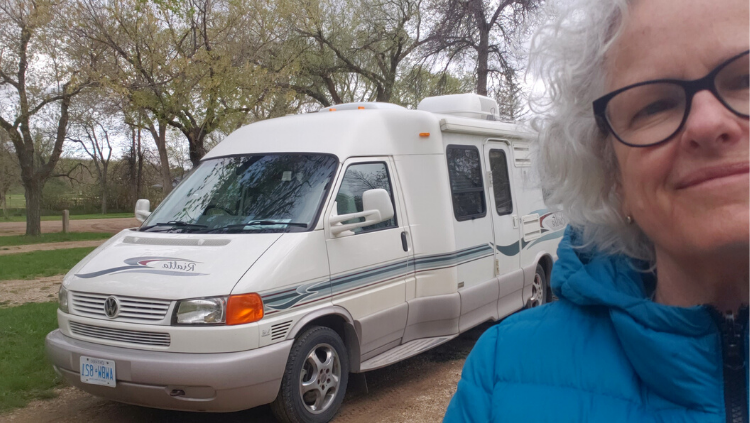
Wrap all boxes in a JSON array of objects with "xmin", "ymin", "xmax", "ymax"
[{"xmin": 142, "ymin": 154, "xmax": 339, "ymax": 233}]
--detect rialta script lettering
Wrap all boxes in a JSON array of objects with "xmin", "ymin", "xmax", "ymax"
[{"xmin": 162, "ymin": 261, "xmax": 196, "ymax": 272}]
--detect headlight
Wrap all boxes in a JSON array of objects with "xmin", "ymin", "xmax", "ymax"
[
  {"xmin": 175, "ymin": 297, "xmax": 227, "ymax": 324},
  {"xmin": 58, "ymin": 285, "xmax": 69, "ymax": 313},
  {"xmin": 174, "ymin": 294, "xmax": 264, "ymax": 325}
]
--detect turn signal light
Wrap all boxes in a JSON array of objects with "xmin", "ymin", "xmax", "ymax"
[
  {"xmin": 358, "ymin": 106, "xmax": 365, "ymax": 109},
  {"xmin": 226, "ymin": 293, "xmax": 264, "ymax": 325},
  {"xmin": 419, "ymin": 132, "xmax": 430, "ymax": 138}
]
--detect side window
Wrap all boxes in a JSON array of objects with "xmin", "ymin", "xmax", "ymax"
[
  {"xmin": 489, "ymin": 149, "xmax": 513, "ymax": 215},
  {"xmin": 335, "ymin": 162, "xmax": 397, "ymax": 233},
  {"xmin": 446, "ymin": 145, "xmax": 486, "ymax": 221}
]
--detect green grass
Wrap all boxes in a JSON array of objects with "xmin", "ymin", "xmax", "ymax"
[
  {"xmin": 1, "ymin": 212, "xmax": 134, "ymax": 223},
  {"xmin": 0, "ymin": 247, "xmax": 96, "ymax": 281},
  {"xmin": 0, "ymin": 302, "xmax": 61, "ymax": 412},
  {"xmin": 0, "ymin": 232, "xmax": 111, "ymax": 248}
]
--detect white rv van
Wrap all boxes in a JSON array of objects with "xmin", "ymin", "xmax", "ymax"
[{"xmin": 46, "ymin": 94, "xmax": 566, "ymax": 422}]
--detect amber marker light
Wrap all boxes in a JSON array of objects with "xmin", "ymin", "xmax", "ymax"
[
  {"xmin": 419, "ymin": 132, "xmax": 430, "ymax": 138},
  {"xmin": 226, "ymin": 293, "xmax": 264, "ymax": 325},
  {"xmin": 329, "ymin": 108, "xmax": 336, "ymax": 111},
  {"xmin": 358, "ymin": 106, "xmax": 365, "ymax": 109}
]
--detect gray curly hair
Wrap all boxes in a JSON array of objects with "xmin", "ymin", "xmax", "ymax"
[{"xmin": 528, "ymin": 0, "xmax": 654, "ymax": 262}]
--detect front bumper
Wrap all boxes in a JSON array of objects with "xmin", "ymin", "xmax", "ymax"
[{"xmin": 46, "ymin": 330, "xmax": 293, "ymax": 412}]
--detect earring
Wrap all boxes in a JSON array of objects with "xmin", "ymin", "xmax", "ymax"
[{"xmin": 626, "ymin": 215, "xmax": 633, "ymax": 225}]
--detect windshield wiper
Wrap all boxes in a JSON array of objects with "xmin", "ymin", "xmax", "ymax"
[
  {"xmin": 200, "ymin": 221, "xmax": 309, "ymax": 233},
  {"xmin": 140, "ymin": 221, "xmax": 208, "ymax": 232}
]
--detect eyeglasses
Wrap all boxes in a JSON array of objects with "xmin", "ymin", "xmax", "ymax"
[{"xmin": 593, "ymin": 50, "xmax": 749, "ymax": 147}]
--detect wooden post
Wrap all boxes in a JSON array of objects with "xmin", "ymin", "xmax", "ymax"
[{"xmin": 62, "ymin": 210, "xmax": 69, "ymax": 234}]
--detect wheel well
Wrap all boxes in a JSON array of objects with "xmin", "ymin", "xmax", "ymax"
[
  {"xmin": 538, "ymin": 254, "xmax": 554, "ymax": 286},
  {"xmin": 294, "ymin": 314, "xmax": 362, "ymax": 372},
  {"xmin": 297, "ymin": 314, "xmax": 347, "ymax": 341}
]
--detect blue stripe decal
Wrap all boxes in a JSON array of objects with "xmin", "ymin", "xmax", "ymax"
[
  {"xmin": 261, "ymin": 244, "xmax": 495, "ymax": 312},
  {"xmin": 524, "ymin": 230, "xmax": 565, "ymax": 250},
  {"xmin": 494, "ymin": 241, "xmax": 520, "ymax": 256}
]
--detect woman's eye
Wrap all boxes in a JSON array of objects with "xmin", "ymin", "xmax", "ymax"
[
  {"xmin": 725, "ymin": 74, "xmax": 749, "ymax": 91},
  {"xmin": 631, "ymin": 98, "xmax": 679, "ymax": 122}
]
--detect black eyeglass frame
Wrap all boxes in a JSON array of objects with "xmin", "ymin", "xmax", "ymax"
[{"xmin": 592, "ymin": 50, "xmax": 750, "ymax": 148}]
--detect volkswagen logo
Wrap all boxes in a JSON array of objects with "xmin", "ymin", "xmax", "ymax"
[{"xmin": 104, "ymin": 296, "xmax": 120, "ymax": 318}]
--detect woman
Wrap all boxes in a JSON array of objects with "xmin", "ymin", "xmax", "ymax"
[{"xmin": 444, "ymin": 0, "xmax": 748, "ymax": 421}]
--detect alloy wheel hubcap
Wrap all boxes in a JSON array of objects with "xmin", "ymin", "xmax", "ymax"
[
  {"xmin": 299, "ymin": 343, "xmax": 340, "ymax": 414},
  {"xmin": 529, "ymin": 273, "xmax": 545, "ymax": 308}
]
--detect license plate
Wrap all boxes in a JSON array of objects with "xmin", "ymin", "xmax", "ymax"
[{"xmin": 80, "ymin": 356, "xmax": 116, "ymax": 387}]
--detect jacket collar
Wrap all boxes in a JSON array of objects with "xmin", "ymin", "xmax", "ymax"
[{"xmin": 551, "ymin": 226, "xmax": 724, "ymax": 412}]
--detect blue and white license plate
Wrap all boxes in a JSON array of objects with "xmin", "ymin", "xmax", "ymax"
[{"xmin": 80, "ymin": 356, "xmax": 116, "ymax": 387}]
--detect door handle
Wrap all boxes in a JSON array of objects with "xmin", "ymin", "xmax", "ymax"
[{"xmin": 401, "ymin": 231, "xmax": 408, "ymax": 252}]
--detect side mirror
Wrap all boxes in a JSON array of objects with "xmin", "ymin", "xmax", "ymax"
[
  {"xmin": 135, "ymin": 199, "xmax": 151, "ymax": 223},
  {"xmin": 329, "ymin": 189, "xmax": 394, "ymax": 236}
]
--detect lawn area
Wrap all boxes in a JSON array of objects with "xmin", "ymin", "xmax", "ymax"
[
  {"xmin": 0, "ymin": 232, "xmax": 111, "ymax": 248},
  {"xmin": 1, "ymin": 212, "xmax": 133, "ymax": 223},
  {"xmin": 0, "ymin": 247, "xmax": 96, "ymax": 281},
  {"xmin": 0, "ymin": 302, "xmax": 60, "ymax": 412}
]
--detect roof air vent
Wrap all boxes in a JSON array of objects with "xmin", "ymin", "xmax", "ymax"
[{"xmin": 417, "ymin": 93, "xmax": 499, "ymax": 120}]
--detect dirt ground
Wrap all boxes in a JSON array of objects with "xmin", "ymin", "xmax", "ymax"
[
  {"xmin": 0, "ymin": 218, "xmax": 140, "ymax": 237},
  {"xmin": 2, "ymin": 322, "xmax": 489, "ymax": 423},
  {"xmin": 0, "ymin": 276, "xmax": 64, "ymax": 307},
  {"xmin": 0, "ymin": 240, "xmax": 106, "ymax": 256}
]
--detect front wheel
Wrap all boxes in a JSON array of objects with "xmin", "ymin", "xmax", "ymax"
[
  {"xmin": 271, "ymin": 326, "xmax": 349, "ymax": 423},
  {"xmin": 525, "ymin": 264, "xmax": 548, "ymax": 309}
]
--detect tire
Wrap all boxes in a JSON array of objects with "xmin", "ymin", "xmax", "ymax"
[
  {"xmin": 270, "ymin": 326, "xmax": 349, "ymax": 423},
  {"xmin": 525, "ymin": 264, "xmax": 548, "ymax": 309}
]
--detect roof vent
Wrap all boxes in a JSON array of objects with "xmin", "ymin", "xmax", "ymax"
[
  {"xmin": 417, "ymin": 93, "xmax": 499, "ymax": 120},
  {"xmin": 318, "ymin": 102, "xmax": 405, "ymax": 112}
]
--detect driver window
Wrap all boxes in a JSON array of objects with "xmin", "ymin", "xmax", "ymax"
[{"xmin": 336, "ymin": 162, "xmax": 397, "ymax": 233}]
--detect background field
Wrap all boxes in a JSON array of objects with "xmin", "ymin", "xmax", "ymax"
[{"xmin": 0, "ymin": 247, "xmax": 97, "ymax": 280}]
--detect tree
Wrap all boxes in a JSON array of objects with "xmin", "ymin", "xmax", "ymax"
[
  {"xmin": 75, "ymin": 0, "xmax": 277, "ymax": 167},
  {"xmin": 0, "ymin": 131, "xmax": 19, "ymax": 218},
  {"xmin": 67, "ymin": 94, "xmax": 116, "ymax": 214},
  {"xmin": 424, "ymin": 0, "xmax": 538, "ymax": 100},
  {"xmin": 0, "ymin": 0, "xmax": 96, "ymax": 235},
  {"xmin": 278, "ymin": 0, "xmax": 437, "ymax": 105}
]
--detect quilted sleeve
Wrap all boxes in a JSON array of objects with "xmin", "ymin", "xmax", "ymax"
[{"xmin": 443, "ymin": 325, "xmax": 500, "ymax": 422}]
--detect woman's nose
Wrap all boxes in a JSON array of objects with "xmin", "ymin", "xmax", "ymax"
[{"xmin": 678, "ymin": 90, "xmax": 745, "ymax": 153}]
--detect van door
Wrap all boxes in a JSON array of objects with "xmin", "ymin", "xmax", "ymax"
[
  {"xmin": 325, "ymin": 157, "xmax": 411, "ymax": 356},
  {"xmin": 483, "ymin": 142, "xmax": 524, "ymax": 317}
]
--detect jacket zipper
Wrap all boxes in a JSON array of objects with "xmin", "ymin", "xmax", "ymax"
[{"xmin": 715, "ymin": 307, "xmax": 749, "ymax": 423}]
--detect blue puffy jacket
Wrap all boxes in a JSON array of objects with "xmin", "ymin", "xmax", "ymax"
[{"xmin": 444, "ymin": 227, "xmax": 748, "ymax": 422}]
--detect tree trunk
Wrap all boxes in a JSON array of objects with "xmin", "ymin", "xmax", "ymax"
[
  {"xmin": 476, "ymin": 29, "xmax": 490, "ymax": 96},
  {"xmin": 24, "ymin": 180, "xmax": 42, "ymax": 236},
  {"xmin": 136, "ymin": 129, "xmax": 143, "ymax": 200},
  {"xmin": 149, "ymin": 120, "xmax": 172, "ymax": 195},
  {"xmin": 100, "ymin": 173, "xmax": 107, "ymax": 214},
  {"xmin": 0, "ymin": 191, "xmax": 6, "ymax": 219},
  {"xmin": 187, "ymin": 128, "xmax": 206, "ymax": 168},
  {"xmin": 130, "ymin": 128, "xmax": 138, "ymax": 203}
]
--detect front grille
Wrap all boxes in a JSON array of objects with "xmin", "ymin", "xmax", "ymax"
[
  {"xmin": 71, "ymin": 292, "xmax": 171, "ymax": 322},
  {"xmin": 69, "ymin": 321, "xmax": 171, "ymax": 347}
]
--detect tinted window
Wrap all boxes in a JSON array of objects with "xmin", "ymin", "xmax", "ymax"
[
  {"xmin": 446, "ymin": 145, "xmax": 486, "ymax": 221},
  {"xmin": 335, "ymin": 162, "xmax": 396, "ymax": 233},
  {"xmin": 489, "ymin": 149, "xmax": 513, "ymax": 215}
]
